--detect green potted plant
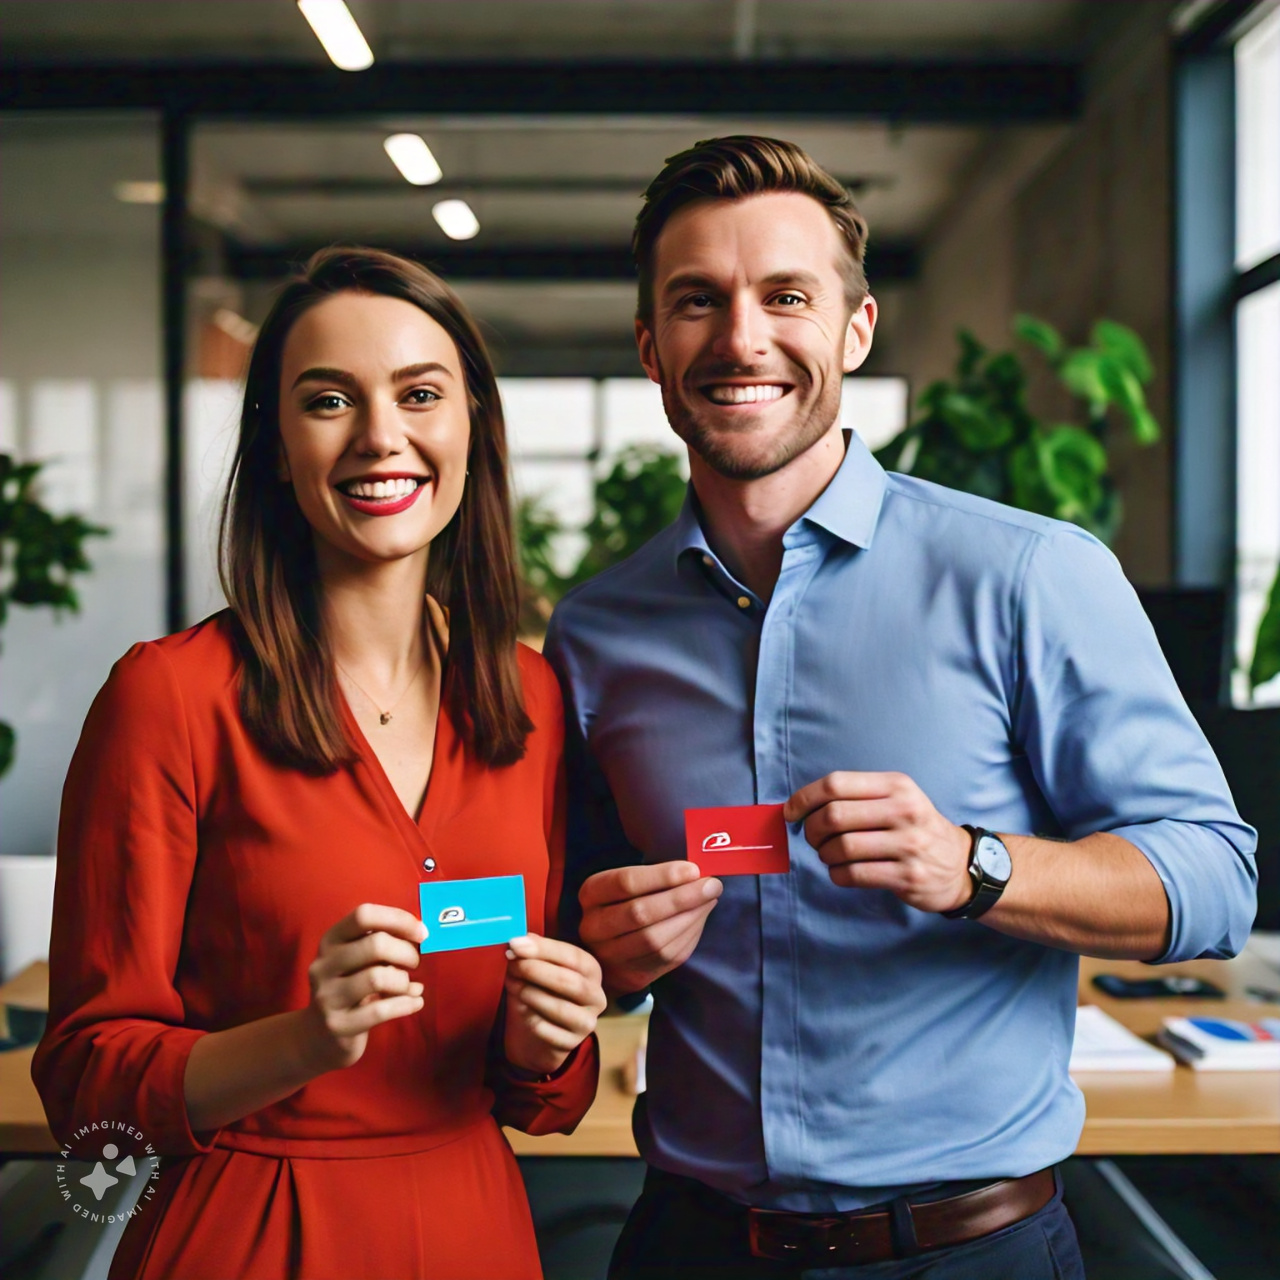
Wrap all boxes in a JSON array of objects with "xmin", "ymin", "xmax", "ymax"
[
  {"xmin": 874, "ymin": 314, "xmax": 1160, "ymax": 546},
  {"xmin": 0, "ymin": 453, "xmax": 106, "ymax": 777},
  {"xmin": 567, "ymin": 445, "xmax": 687, "ymax": 589},
  {"xmin": 1249, "ymin": 569, "xmax": 1280, "ymax": 697},
  {"xmin": 516, "ymin": 444, "xmax": 687, "ymax": 626}
]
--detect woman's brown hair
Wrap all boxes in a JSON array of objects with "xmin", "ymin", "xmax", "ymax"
[{"xmin": 218, "ymin": 246, "xmax": 532, "ymax": 772}]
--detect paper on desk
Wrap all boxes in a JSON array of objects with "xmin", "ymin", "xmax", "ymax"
[
  {"xmin": 1069, "ymin": 1005, "xmax": 1175, "ymax": 1072},
  {"xmin": 1158, "ymin": 1015, "xmax": 1280, "ymax": 1070}
]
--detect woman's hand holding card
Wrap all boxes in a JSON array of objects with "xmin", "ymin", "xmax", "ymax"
[{"xmin": 502, "ymin": 934, "xmax": 606, "ymax": 1078}]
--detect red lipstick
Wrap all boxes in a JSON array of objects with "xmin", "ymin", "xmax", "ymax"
[{"xmin": 336, "ymin": 474, "xmax": 427, "ymax": 517}]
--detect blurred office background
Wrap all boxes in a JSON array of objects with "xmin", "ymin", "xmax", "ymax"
[
  {"xmin": 2, "ymin": 0, "xmax": 1278, "ymax": 871},
  {"xmin": 0, "ymin": 3, "xmax": 1277, "ymax": 1277}
]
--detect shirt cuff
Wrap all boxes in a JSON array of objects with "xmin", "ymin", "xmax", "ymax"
[{"xmin": 500, "ymin": 1040, "xmax": 586, "ymax": 1084}]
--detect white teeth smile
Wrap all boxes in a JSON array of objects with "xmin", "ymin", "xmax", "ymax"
[
  {"xmin": 704, "ymin": 384, "xmax": 786, "ymax": 405},
  {"xmin": 343, "ymin": 477, "xmax": 422, "ymax": 500}
]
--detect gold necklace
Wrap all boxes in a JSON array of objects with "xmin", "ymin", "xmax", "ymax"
[{"xmin": 334, "ymin": 654, "xmax": 426, "ymax": 726}]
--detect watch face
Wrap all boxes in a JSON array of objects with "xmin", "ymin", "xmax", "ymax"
[{"xmin": 975, "ymin": 833, "xmax": 1012, "ymax": 882}]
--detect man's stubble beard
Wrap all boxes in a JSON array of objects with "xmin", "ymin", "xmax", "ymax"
[{"xmin": 654, "ymin": 352, "xmax": 844, "ymax": 482}]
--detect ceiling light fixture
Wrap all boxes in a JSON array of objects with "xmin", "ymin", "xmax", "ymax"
[
  {"xmin": 432, "ymin": 199, "xmax": 480, "ymax": 241},
  {"xmin": 114, "ymin": 180, "xmax": 165, "ymax": 204},
  {"xmin": 297, "ymin": 0, "xmax": 374, "ymax": 71},
  {"xmin": 211, "ymin": 309, "xmax": 260, "ymax": 345},
  {"xmin": 383, "ymin": 134, "xmax": 443, "ymax": 186}
]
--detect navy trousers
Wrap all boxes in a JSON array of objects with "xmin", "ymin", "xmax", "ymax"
[{"xmin": 608, "ymin": 1168, "xmax": 1086, "ymax": 1280}]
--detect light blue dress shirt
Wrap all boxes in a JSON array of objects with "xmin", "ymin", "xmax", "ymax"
[{"xmin": 544, "ymin": 433, "xmax": 1257, "ymax": 1211}]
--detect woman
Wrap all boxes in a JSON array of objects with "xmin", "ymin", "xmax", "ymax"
[{"xmin": 33, "ymin": 247, "xmax": 606, "ymax": 1279}]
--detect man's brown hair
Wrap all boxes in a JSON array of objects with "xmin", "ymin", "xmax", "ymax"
[{"xmin": 632, "ymin": 135, "xmax": 870, "ymax": 324}]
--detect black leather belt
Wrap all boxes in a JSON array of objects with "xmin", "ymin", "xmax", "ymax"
[{"xmin": 745, "ymin": 1168, "xmax": 1058, "ymax": 1267}]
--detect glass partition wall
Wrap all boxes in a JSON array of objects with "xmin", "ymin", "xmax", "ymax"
[{"xmin": 0, "ymin": 113, "xmax": 164, "ymax": 860}]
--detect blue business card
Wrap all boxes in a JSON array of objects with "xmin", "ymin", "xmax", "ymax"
[{"xmin": 419, "ymin": 874, "xmax": 527, "ymax": 954}]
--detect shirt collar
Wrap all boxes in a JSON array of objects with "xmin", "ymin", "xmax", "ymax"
[
  {"xmin": 673, "ymin": 430, "xmax": 888, "ymax": 568},
  {"xmin": 798, "ymin": 430, "xmax": 887, "ymax": 549}
]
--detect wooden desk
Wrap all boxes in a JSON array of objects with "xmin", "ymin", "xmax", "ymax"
[
  {"xmin": 0, "ymin": 961, "xmax": 55, "ymax": 1155},
  {"xmin": 509, "ymin": 953, "xmax": 1280, "ymax": 1158},
  {"xmin": 5, "ymin": 955, "xmax": 1278, "ymax": 1160},
  {"xmin": 504, "ymin": 1014, "xmax": 646, "ymax": 1157},
  {"xmin": 1072, "ymin": 953, "xmax": 1280, "ymax": 1155}
]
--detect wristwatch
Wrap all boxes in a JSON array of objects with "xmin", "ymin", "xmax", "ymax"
[{"xmin": 941, "ymin": 825, "xmax": 1012, "ymax": 920}]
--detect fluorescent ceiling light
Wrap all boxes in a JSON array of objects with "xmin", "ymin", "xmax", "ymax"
[
  {"xmin": 114, "ymin": 180, "xmax": 165, "ymax": 204},
  {"xmin": 432, "ymin": 199, "xmax": 480, "ymax": 241},
  {"xmin": 297, "ymin": 0, "xmax": 374, "ymax": 71},
  {"xmin": 383, "ymin": 134, "xmax": 443, "ymax": 186}
]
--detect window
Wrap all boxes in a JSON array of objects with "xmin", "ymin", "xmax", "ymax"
[{"xmin": 1233, "ymin": 3, "xmax": 1280, "ymax": 704}]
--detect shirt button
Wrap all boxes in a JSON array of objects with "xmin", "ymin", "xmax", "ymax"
[
  {"xmin": 422, "ymin": 857, "xmax": 436, "ymax": 872},
  {"xmin": 737, "ymin": 595, "xmax": 751, "ymax": 609},
  {"xmin": 702, "ymin": 554, "xmax": 714, "ymax": 567}
]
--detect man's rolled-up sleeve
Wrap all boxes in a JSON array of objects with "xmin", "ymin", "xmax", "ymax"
[{"xmin": 1013, "ymin": 527, "xmax": 1257, "ymax": 961}]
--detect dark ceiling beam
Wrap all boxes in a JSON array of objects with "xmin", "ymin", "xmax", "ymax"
[
  {"xmin": 0, "ymin": 61, "xmax": 1081, "ymax": 122},
  {"xmin": 224, "ymin": 241, "xmax": 919, "ymax": 283},
  {"xmin": 1174, "ymin": 0, "xmax": 1265, "ymax": 54}
]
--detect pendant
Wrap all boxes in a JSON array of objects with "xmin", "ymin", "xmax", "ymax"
[{"xmin": 379, "ymin": 712, "xmax": 392, "ymax": 726}]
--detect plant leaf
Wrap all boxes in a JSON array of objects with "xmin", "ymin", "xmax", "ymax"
[
  {"xmin": 1014, "ymin": 314, "xmax": 1064, "ymax": 362},
  {"xmin": 1130, "ymin": 407, "xmax": 1161, "ymax": 446},
  {"xmin": 956, "ymin": 330, "xmax": 985, "ymax": 378},
  {"xmin": 571, "ymin": 445, "xmax": 686, "ymax": 586},
  {"xmin": 1009, "ymin": 440, "xmax": 1056, "ymax": 517},
  {"xmin": 1091, "ymin": 320, "xmax": 1153, "ymax": 383},
  {"xmin": 1038, "ymin": 426, "xmax": 1108, "ymax": 521},
  {"xmin": 983, "ymin": 352, "xmax": 1026, "ymax": 398},
  {"xmin": 1097, "ymin": 358, "xmax": 1162, "ymax": 444},
  {"xmin": 1058, "ymin": 350, "xmax": 1109, "ymax": 413},
  {"xmin": 938, "ymin": 392, "xmax": 1014, "ymax": 451},
  {"xmin": 1249, "ymin": 564, "xmax": 1280, "ymax": 692}
]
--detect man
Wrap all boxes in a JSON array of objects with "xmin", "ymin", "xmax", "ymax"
[{"xmin": 544, "ymin": 136, "xmax": 1257, "ymax": 1279}]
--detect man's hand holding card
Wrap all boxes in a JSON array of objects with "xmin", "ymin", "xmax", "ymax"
[{"xmin": 576, "ymin": 803, "xmax": 789, "ymax": 997}]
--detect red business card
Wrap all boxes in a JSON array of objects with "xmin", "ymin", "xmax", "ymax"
[{"xmin": 684, "ymin": 803, "xmax": 790, "ymax": 876}]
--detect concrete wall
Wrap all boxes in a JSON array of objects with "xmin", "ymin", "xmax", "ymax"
[{"xmin": 875, "ymin": 1, "xmax": 1176, "ymax": 585}]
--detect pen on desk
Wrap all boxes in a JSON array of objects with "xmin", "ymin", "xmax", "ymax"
[{"xmin": 1244, "ymin": 985, "xmax": 1280, "ymax": 1003}]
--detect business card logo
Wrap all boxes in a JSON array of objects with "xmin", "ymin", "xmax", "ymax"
[
  {"xmin": 685, "ymin": 804, "xmax": 791, "ymax": 876},
  {"xmin": 701, "ymin": 830, "xmax": 773, "ymax": 854}
]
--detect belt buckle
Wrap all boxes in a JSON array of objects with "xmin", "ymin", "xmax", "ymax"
[{"xmin": 747, "ymin": 1208, "xmax": 853, "ymax": 1265}]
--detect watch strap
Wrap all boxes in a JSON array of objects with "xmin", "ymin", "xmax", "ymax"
[{"xmin": 941, "ymin": 825, "xmax": 1008, "ymax": 920}]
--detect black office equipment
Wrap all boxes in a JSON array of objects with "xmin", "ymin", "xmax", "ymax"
[
  {"xmin": 1190, "ymin": 705, "xmax": 1280, "ymax": 932},
  {"xmin": 1136, "ymin": 588, "xmax": 1229, "ymax": 705}
]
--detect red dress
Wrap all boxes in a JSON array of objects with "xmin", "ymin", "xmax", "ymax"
[{"xmin": 32, "ymin": 614, "xmax": 598, "ymax": 1280}]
